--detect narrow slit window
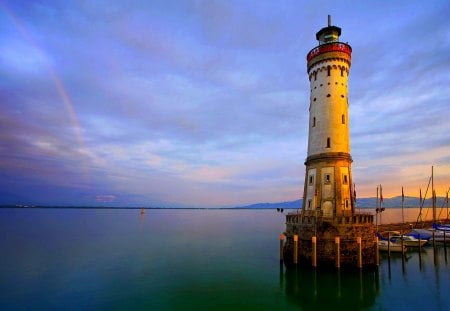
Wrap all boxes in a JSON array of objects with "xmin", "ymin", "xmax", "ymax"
[
  {"xmin": 343, "ymin": 175, "xmax": 348, "ymax": 184},
  {"xmin": 308, "ymin": 200, "xmax": 312, "ymax": 209},
  {"xmin": 314, "ymin": 72, "xmax": 317, "ymax": 81},
  {"xmin": 324, "ymin": 174, "xmax": 331, "ymax": 184},
  {"xmin": 340, "ymin": 68, "xmax": 344, "ymax": 77},
  {"xmin": 342, "ymin": 114, "xmax": 345, "ymax": 124},
  {"xmin": 327, "ymin": 66, "xmax": 331, "ymax": 76},
  {"xmin": 313, "ymin": 117, "xmax": 316, "ymax": 127},
  {"xmin": 309, "ymin": 175, "xmax": 314, "ymax": 185},
  {"xmin": 326, "ymin": 137, "xmax": 330, "ymax": 148}
]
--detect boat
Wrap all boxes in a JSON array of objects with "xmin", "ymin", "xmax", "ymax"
[
  {"xmin": 376, "ymin": 232, "xmax": 407, "ymax": 252},
  {"xmin": 389, "ymin": 235, "xmax": 427, "ymax": 247},
  {"xmin": 428, "ymin": 228, "xmax": 450, "ymax": 243},
  {"xmin": 378, "ymin": 240, "xmax": 407, "ymax": 253},
  {"xmin": 407, "ymin": 229, "xmax": 433, "ymax": 240},
  {"xmin": 406, "ymin": 227, "xmax": 450, "ymax": 243},
  {"xmin": 432, "ymin": 223, "xmax": 450, "ymax": 231},
  {"xmin": 409, "ymin": 167, "xmax": 449, "ymax": 243}
]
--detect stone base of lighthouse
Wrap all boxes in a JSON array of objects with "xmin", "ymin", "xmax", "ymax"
[{"xmin": 283, "ymin": 212, "xmax": 376, "ymax": 269}]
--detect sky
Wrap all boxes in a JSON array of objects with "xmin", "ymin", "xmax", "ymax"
[{"xmin": 1, "ymin": 0, "xmax": 449, "ymax": 208}]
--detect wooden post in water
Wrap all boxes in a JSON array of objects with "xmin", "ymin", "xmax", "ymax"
[
  {"xmin": 387, "ymin": 232, "xmax": 391, "ymax": 258},
  {"xmin": 418, "ymin": 234, "xmax": 422, "ymax": 269},
  {"xmin": 312, "ymin": 236, "xmax": 317, "ymax": 267},
  {"xmin": 401, "ymin": 234, "xmax": 404, "ymax": 254},
  {"xmin": 357, "ymin": 237, "xmax": 362, "ymax": 269},
  {"xmin": 293, "ymin": 234, "xmax": 298, "ymax": 265},
  {"xmin": 401, "ymin": 234, "xmax": 405, "ymax": 272},
  {"xmin": 375, "ymin": 236, "xmax": 379, "ymax": 266},
  {"xmin": 279, "ymin": 233, "xmax": 285, "ymax": 262},
  {"xmin": 444, "ymin": 231, "xmax": 447, "ymax": 252},
  {"xmin": 444, "ymin": 231, "xmax": 448, "ymax": 264},
  {"xmin": 432, "ymin": 230, "xmax": 437, "ymax": 265},
  {"xmin": 335, "ymin": 236, "xmax": 340, "ymax": 268}
]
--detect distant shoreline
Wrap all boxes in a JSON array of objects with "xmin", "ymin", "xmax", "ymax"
[
  {"xmin": 0, "ymin": 205, "xmax": 440, "ymax": 210},
  {"xmin": 2, "ymin": 195, "xmax": 446, "ymax": 210}
]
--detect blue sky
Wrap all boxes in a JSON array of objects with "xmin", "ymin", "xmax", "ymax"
[{"xmin": 1, "ymin": 0, "xmax": 449, "ymax": 207}]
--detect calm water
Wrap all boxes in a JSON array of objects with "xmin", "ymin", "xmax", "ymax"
[{"xmin": 0, "ymin": 208, "xmax": 449, "ymax": 310}]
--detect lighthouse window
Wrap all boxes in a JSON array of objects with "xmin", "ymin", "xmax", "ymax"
[
  {"xmin": 326, "ymin": 137, "xmax": 330, "ymax": 148},
  {"xmin": 324, "ymin": 174, "xmax": 331, "ymax": 184},
  {"xmin": 314, "ymin": 72, "xmax": 317, "ymax": 81},
  {"xmin": 313, "ymin": 117, "xmax": 316, "ymax": 127},
  {"xmin": 313, "ymin": 97, "xmax": 317, "ymax": 102},
  {"xmin": 327, "ymin": 66, "xmax": 331, "ymax": 76},
  {"xmin": 343, "ymin": 175, "xmax": 348, "ymax": 184},
  {"xmin": 327, "ymin": 94, "xmax": 331, "ymax": 97},
  {"xmin": 309, "ymin": 175, "xmax": 314, "ymax": 185},
  {"xmin": 345, "ymin": 200, "xmax": 349, "ymax": 208},
  {"xmin": 341, "ymin": 68, "xmax": 344, "ymax": 77},
  {"xmin": 342, "ymin": 114, "xmax": 345, "ymax": 124},
  {"xmin": 308, "ymin": 200, "xmax": 312, "ymax": 209}
]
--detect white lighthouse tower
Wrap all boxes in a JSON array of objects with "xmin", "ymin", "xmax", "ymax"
[
  {"xmin": 283, "ymin": 17, "xmax": 375, "ymax": 268},
  {"xmin": 302, "ymin": 15, "xmax": 354, "ymax": 217}
]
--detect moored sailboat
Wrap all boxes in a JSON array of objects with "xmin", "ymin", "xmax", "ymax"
[
  {"xmin": 389, "ymin": 235, "xmax": 427, "ymax": 248},
  {"xmin": 377, "ymin": 232, "xmax": 407, "ymax": 253}
]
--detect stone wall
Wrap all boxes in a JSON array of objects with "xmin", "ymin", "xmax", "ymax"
[{"xmin": 283, "ymin": 213, "xmax": 376, "ymax": 268}]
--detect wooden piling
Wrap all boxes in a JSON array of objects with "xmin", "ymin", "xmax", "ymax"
[
  {"xmin": 418, "ymin": 234, "xmax": 422, "ymax": 269},
  {"xmin": 312, "ymin": 236, "xmax": 317, "ymax": 267},
  {"xmin": 444, "ymin": 231, "xmax": 447, "ymax": 260},
  {"xmin": 293, "ymin": 234, "xmax": 298, "ymax": 265},
  {"xmin": 279, "ymin": 233, "xmax": 285, "ymax": 262},
  {"xmin": 444, "ymin": 231, "xmax": 447, "ymax": 252},
  {"xmin": 357, "ymin": 237, "xmax": 362, "ymax": 269},
  {"xmin": 401, "ymin": 234, "xmax": 405, "ymax": 271},
  {"xmin": 335, "ymin": 236, "xmax": 340, "ymax": 268},
  {"xmin": 387, "ymin": 232, "xmax": 391, "ymax": 258},
  {"xmin": 375, "ymin": 236, "xmax": 379, "ymax": 266}
]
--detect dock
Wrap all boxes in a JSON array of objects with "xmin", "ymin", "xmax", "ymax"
[{"xmin": 377, "ymin": 219, "xmax": 450, "ymax": 233}]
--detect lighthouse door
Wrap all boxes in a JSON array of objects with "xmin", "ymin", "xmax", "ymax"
[{"xmin": 322, "ymin": 201, "xmax": 333, "ymax": 217}]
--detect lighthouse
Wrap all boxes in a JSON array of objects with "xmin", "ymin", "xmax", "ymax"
[
  {"xmin": 303, "ymin": 15, "xmax": 354, "ymax": 217},
  {"xmin": 283, "ymin": 16, "xmax": 375, "ymax": 269}
]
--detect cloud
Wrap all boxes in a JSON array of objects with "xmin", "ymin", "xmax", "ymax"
[{"xmin": 1, "ymin": 1, "xmax": 449, "ymax": 206}]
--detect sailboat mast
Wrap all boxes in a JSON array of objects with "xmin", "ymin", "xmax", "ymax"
[
  {"xmin": 401, "ymin": 186, "xmax": 405, "ymax": 233},
  {"xmin": 447, "ymin": 188, "xmax": 449, "ymax": 220},
  {"xmin": 376, "ymin": 186, "xmax": 379, "ymax": 231},
  {"xmin": 432, "ymin": 166, "xmax": 436, "ymax": 223}
]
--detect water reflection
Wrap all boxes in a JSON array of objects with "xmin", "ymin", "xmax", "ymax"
[{"xmin": 282, "ymin": 266, "xmax": 379, "ymax": 310}]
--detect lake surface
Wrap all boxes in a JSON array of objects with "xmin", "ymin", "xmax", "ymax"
[{"xmin": 0, "ymin": 208, "xmax": 449, "ymax": 310}]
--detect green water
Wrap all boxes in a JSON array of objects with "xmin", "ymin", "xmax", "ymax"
[{"xmin": 0, "ymin": 208, "xmax": 449, "ymax": 310}]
